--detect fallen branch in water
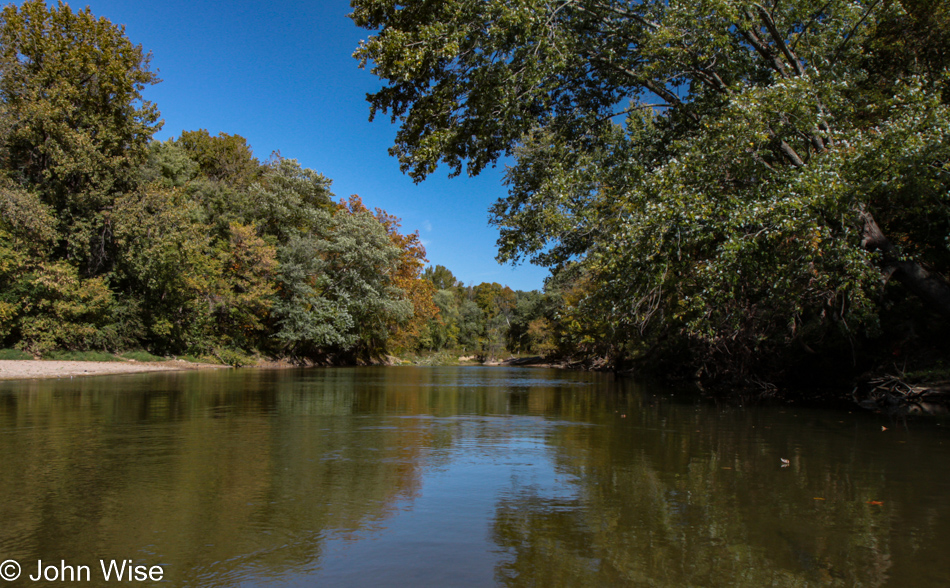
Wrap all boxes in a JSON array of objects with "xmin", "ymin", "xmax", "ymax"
[{"xmin": 854, "ymin": 370, "xmax": 950, "ymax": 414}]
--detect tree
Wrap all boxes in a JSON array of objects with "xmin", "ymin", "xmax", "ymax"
[
  {"xmin": 456, "ymin": 295, "xmax": 485, "ymax": 353},
  {"xmin": 273, "ymin": 198, "xmax": 413, "ymax": 361},
  {"xmin": 141, "ymin": 139, "xmax": 199, "ymax": 189},
  {"xmin": 247, "ymin": 155, "xmax": 334, "ymax": 240},
  {"xmin": 272, "ymin": 230, "xmax": 355, "ymax": 358},
  {"xmin": 428, "ymin": 288, "xmax": 461, "ymax": 350},
  {"xmin": 0, "ymin": 182, "xmax": 122, "ymax": 353},
  {"xmin": 0, "ymin": 0, "xmax": 161, "ymax": 274},
  {"xmin": 331, "ymin": 198, "xmax": 414, "ymax": 357},
  {"xmin": 0, "ymin": 185, "xmax": 53, "ymax": 343},
  {"xmin": 169, "ymin": 130, "xmax": 262, "ymax": 237},
  {"xmin": 423, "ymin": 265, "xmax": 461, "ymax": 290},
  {"xmin": 212, "ymin": 222, "xmax": 278, "ymax": 350},
  {"xmin": 177, "ymin": 129, "xmax": 260, "ymax": 189},
  {"xmin": 472, "ymin": 281, "xmax": 515, "ymax": 357},
  {"xmin": 507, "ymin": 290, "xmax": 551, "ymax": 354},
  {"xmin": 353, "ymin": 0, "xmax": 950, "ymax": 381},
  {"xmin": 111, "ymin": 188, "xmax": 219, "ymax": 353},
  {"xmin": 369, "ymin": 203, "xmax": 437, "ymax": 351}
]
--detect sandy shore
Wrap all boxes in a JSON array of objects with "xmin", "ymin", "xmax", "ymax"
[{"xmin": 0, "ymin": 359, "xmax": 227, "ymax": 381}]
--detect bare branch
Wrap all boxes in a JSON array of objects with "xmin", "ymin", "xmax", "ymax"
[
  {"xmin": 859, "ymin": 205, "xmax": 950, "ymax": 316},
  {"xmin": 768, "ymin": 129, "xmax": 806, "ymax": 167},
  {"xmin": 690, "ymin": 68, "xmax": 730, "ymax": 94},
  {"xmin": 595, "ymin": 103, "xmax": 671, "ymax": 124},
  {"xmin": 779, "ymin": 141, "xmax": 805, "ymax": 167},
  {"xmin": 818, "ymin": 121, "xmax": 835, "ymax": 147}
]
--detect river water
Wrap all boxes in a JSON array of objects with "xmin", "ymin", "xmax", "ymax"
[{"xmin": 1, "ymin": 366, "xmax": 949, "ymax": 586}]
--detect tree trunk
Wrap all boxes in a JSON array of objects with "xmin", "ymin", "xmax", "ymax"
[{"xmin": 859, "ymin": 206, "xmax": 950, "ymax": 317}]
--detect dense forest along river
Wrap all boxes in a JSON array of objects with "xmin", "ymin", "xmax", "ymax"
[{"xmin": 1, "ymin": 367, "xmax": 949, "ymax": 587}]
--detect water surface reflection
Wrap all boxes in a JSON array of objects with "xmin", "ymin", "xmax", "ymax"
[{"xmin": 0, "ymin": 367, "xmax": 948, "ymax": 586}]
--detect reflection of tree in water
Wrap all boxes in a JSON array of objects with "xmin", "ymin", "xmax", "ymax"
[
  {"xmin": 2, "ymin": 369, "xmax": 950, "ymax": 586},
  {"xmin": 490, "ymin": 389, "xmax": 950, "ymax": 587},
  {"xmin": 490, "ymin": 476, "xmax": 876, "ymax": 586},
  {"xmin": 0, "ymin": 370, "xmax": 434, "ymax": 587}
]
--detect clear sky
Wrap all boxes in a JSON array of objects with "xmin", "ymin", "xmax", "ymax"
[{"xmin": 79, "ymin": 0, "xmax": 551, "ymax": 292}]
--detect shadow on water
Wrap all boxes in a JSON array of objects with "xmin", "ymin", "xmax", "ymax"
[{"xmin": 0, "ymin": 367, "xmax": 948, "ymax": 586}]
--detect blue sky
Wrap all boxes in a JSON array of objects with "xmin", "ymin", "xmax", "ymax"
[{"xmin": 79, "ymin": 0, "xmax": 550, "ymax": 291}]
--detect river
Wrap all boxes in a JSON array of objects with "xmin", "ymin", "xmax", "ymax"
[{"xmin": 1, "ymin": 366, "xmax": 948, "ymax": 586}]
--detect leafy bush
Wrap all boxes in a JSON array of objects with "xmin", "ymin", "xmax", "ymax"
[
  {"xmin": 213, "ymin": 347, "xmax": 254, "ymax": 367},
  {"xmin": 14, "ymin": 263, "xmax": 116, "ymax": 356}
]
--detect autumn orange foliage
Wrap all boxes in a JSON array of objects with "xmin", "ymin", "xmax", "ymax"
[{"xmin": 339, "ymin": 196, "xmax": 439, "ymax": 350}]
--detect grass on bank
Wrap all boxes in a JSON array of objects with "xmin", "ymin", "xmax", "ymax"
[
  {"xmin": 4, "ymin": 346, "xmax": 539, "ymax": 369},
  {"xmin": 0, "ymin": 347, "xmax": 247, "ymax": 366},
  {"xmin": 397, "ymin": 350, "xmax": 481, "ymax": 366},
  {"xmin": 0, "ymin": 348, "xmax": 33, "ymax": 360},
  {"xmin": 44, "ymin": 349, "xmax": 177, "ymax": 363},
  {"xmin": 45, "ymin": 350, "xmax": 122, "ymax": 362},
  {"xmin": 119, "ymin": 350, "xmax": 168, "ymax": 362}
]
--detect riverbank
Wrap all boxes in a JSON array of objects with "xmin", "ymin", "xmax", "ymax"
[
  {"xmin": 0, "ymin": 359, "xmax": 227, "ymax": 381},
  {"xmin": 482, "ymin": 354, "xmax": 950, "ymax": 414},
  {"xmin": 0, "ymin": 353, "xmax": 528, "ymax": 381}
]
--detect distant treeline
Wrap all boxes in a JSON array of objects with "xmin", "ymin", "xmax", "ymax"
[
  {"xmin": 413, "ymin": 265, "xmax": 550, "ymax": 359},
  {"xmin": 0, "ymin": 0, "xmax": 533, "ymax": 363}
]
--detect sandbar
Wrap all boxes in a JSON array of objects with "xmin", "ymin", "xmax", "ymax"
[{"xmin": 0, "ymin": 359, "xmax": 226, "ymax": 381}]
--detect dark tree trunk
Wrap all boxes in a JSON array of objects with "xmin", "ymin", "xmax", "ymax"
[{"xmin": 859, "ymin": 206, "xmax": 950, "ymax": 317}]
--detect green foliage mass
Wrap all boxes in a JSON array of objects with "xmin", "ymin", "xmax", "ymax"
[
  {"xmin": 273, "ymin": 206, "xmax": 414, "ymax": 362},
  {"xmin": 410, "ymin": 267, "xmax": 554, "ymax": 360},
  {"xmin": 0, "ymin": 0, "xmax": 161, "ymax": 274},
  {"xmin": 353, "ymin": 0, "xmax": 950, "ymax": 384},
  {"xmin": 422, "ymin": 265, "xmax": 461, "ymax": 290},
  {"xmin": 0, "ymin": 1, "xmax": 437, "ymax": 363}
]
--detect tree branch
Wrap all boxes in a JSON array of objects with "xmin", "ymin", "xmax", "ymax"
[
  {"xmin": 790, "ymin": 0, "xmax": 835, "ymax": 53},
  {"xmin": 584, "ymin": 1, "xmax": 659, "ymax": 30},
  {"xmin": 690, "ymin": 67, "xmax": 730, "ymax": 94},
  {"xmin": 642, "ymin": 79, "xmax": 699, "ymax": 122},
  {"xmin": 831, "ymin": 0, "xmax": 883, "ymax": 66},
  {"xmin": 809, "ymin": 130, "xmax": 825, "ymax": 153},
  {"xmin": 595, "ymin": 103, "xmax": 671, "ymax": 124},
  {"xmin": 587, "ymin": 55, "xmax": 700, "ymax": 122},
  {"xmin": 860, "ymin": 205, "xmax": 950, "ymax": 317},
  {"xmin": 773, "ymin": 133, "xmax": 805, "ymax": 167},
  {"xmin": 738, "ymin": 32, "xmax": 787, "ymax": 77},
  {"xmin": 755, "ymin": 4, "xmax": 805, "ymax": 76}
]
